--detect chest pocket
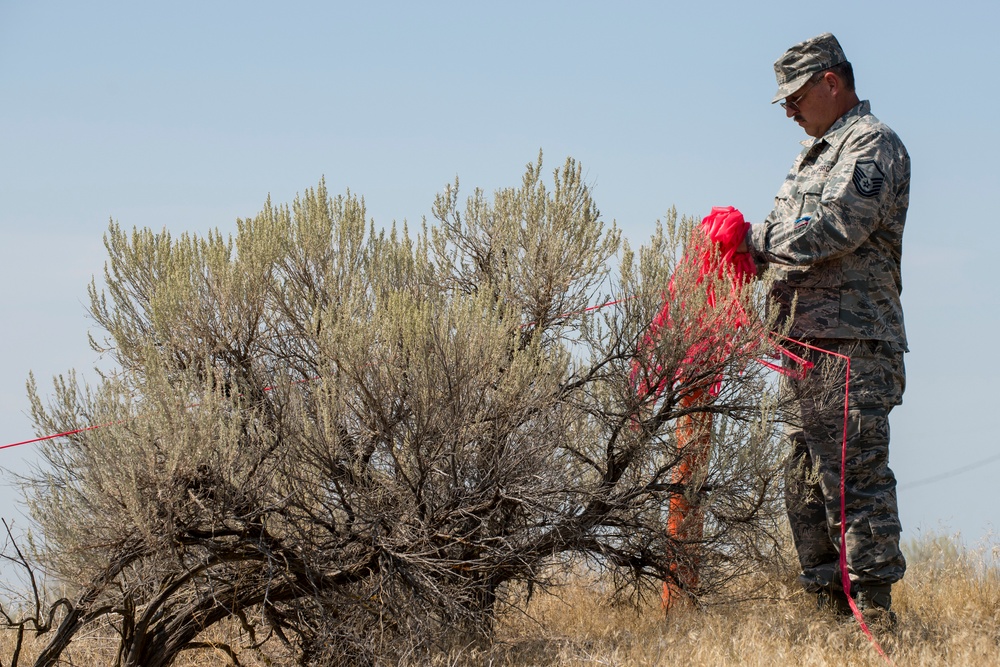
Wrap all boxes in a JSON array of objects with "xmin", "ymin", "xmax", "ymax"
[
  {"xmin": 797, "ymin": 182, "xmax": 824, "ymax": 222},
  {"xmin": 767, "ymin": 179, "xmax": 824, "ymax": 252}
]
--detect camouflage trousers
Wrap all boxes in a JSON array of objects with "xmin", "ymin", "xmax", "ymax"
[{"xmin": 783, "ymin": 338, "xmax": 906, "ymax": 592}]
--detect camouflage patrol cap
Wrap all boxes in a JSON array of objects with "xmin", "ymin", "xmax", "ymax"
[{"xmin": 771, "ymin": 33, "xmax": 847, "ymax": 104}]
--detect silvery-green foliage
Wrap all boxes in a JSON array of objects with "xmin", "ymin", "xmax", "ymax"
[{"xmin": 17, "ymin": 156, "xmax": 788, "ymax": 666}]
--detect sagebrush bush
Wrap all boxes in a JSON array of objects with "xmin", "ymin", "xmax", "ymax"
[{"xmin": 6, "ymin": 155, "xmax": 788, "ymax": 666}]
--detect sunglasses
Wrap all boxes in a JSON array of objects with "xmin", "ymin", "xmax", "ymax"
[{"xmin": 780, "ymin": 76, "xmax": 823, "ymax": 111}]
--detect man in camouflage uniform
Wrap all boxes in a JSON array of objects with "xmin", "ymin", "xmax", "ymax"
[{"xmin": 740, "ymin": 33, "xmax": 909, "ymax": 623}]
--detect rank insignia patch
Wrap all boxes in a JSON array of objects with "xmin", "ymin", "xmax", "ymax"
[{"xmin": 852, "ymin": 161, "xmax": 885, "ymax": 198}]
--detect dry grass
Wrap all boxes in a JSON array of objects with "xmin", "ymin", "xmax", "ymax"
[{"xmin": 3, "ymin": 533, "xmax": 997, "ymax": 666}]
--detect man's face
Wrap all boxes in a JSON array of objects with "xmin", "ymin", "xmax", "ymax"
[{"xmin": 782, "ymin": 73, "xmax": 839, "ymax": 138}]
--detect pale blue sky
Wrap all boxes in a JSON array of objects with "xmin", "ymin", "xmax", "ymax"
[{"xmin": 1, "ymin": 1, "xmax": 997, "ymax": 548}]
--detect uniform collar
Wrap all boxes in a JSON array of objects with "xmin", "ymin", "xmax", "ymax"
[{"xmin": 800, "ymin": 100, "xmax": 871, "ymax": 148}]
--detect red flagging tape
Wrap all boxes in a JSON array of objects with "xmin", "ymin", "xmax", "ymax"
[
  {"xmin": 0, "ymin": 421, "xmax": 119, "ymax": 451},
  {"xmin": 774, "ymin": 336, "xmax": 896, "ymax": 666},
  {"xmin": 2, "ymin": 376, "xmax": 322, "ymax": 452}
]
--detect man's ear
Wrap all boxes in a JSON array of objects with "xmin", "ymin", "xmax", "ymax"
[{"xmin": 822, "ymin": 70, "xmax": 842, "ymax": 96}]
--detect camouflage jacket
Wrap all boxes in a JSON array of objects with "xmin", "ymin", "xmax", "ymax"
[{"xmin": 747, "ymin": 101, "xmax": 909, "ymax": 348}]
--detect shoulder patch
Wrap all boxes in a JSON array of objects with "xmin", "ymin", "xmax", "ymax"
[{"xmin": 852, "ymin": 160, "xmax": 885, "ymax": 198}]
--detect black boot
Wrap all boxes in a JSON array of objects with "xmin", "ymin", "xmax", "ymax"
[
  {"xmin": 816, "ymin": 586, "xmax": 853, "ymax": 616},
  {"xmin": 854, "ymin": 584, "xmax": 897, "ymax": 629}
]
